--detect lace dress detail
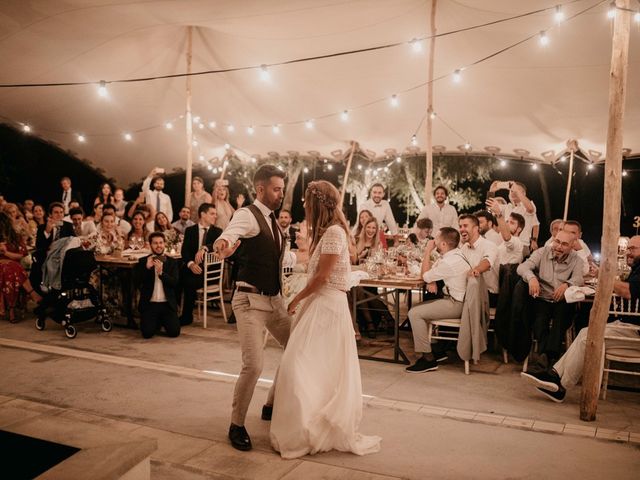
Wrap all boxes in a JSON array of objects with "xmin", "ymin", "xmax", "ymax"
[{"xmin": 307, "ymin": 225, "xmax": 350, "ymax": 291}]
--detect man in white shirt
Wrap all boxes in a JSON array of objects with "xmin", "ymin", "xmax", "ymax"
[
  {"xmin": 142, "ymin": 167, "xmax": 173, "ymax": 222},
  {"xmin": 59, "ymin": 176, "xmax": 83, "ymax": 215},
  {"xmin": 359, "ymin": 183, "xmax": 398, "ymax": 235},
  {"xmin": 490, "ymin": 181, "xmax": 540, "ymax": 252},
  {"xmin": 417, "ymin": 185, "xmax": 459, "ymax": 233},
  {"xmin": 69, "ymin": 207, "xmax": 97, "ymax": 237},
  {"xmin": 171, "ymin": 206, "xmax": 195, "ymax": 235},
  {"xmin": 459, "ymin": 214, "xmax": 498, "ymax": 294},
  {"xmin": 406, "ymin": 227, "xmax": 470, "ymax": 373},
  {"xmin": 486, "ymin": 199, "xmax": 525, "ymax": 291},
  {"xmin": 476, "ymin": 210, "xmax": 502, "ymax": 246}
]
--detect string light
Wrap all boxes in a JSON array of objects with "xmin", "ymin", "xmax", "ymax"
[
  {"xmin": 464, "ymin": 142, "xmax": 471, "ymax": 150},
  {"xmin": 165, "ymin": 122, "xmax": 173, "ymax": 130},
  {"xmin": 622, "ymin": 170, "xmax": 628, "ymax": 177},
  {"xmin": 340, "ymin": 110, "xmax": 349, "ymax": 122},
  {"xmin": 227, "ymin": 124, "xmax": 235, "ymax": 133},
  {"xmin": 303, "ymin": 167, "xmax": 309, "ymax": 174},
  {"xmin": 198, "ymin": 123, "xmax": 204, "ymax": 130},
  {"xmin": 396, "ymin": 156, "xmax": 402, "ymax": 163},
  {"xmin": 193, "ymin": 116, "xmax": 201, "ymax": 123},
  {"xmin": 554, "ymin": 5, "xmax": 565, "ymax": 23},
  {"xmin": 224, "ymin": 143, "xmax": 230, "ymax": 150},
  {"xmin": 430, "ymin": 111, "xmax": 437, "ymax": 120},
  {"xmin": 587, "ymin": 163, "xmax": 594, "ymax": 170},
  {"xmin": 607, "ymin": 1, "xmax": 616, "ymax": 19},
  {"xmin": 453, "ymin": 69, "xmax": 462, "ymax": 83},
  {"xmin": 77, "ymin": 134, "xmax": 86, "ymax": 143},
  {"xmin": 123, "ymin": 132, "xmax": 132, "ymax": 141},
  {"xmin": 410, "ymin": 38, "xmax": 423, "ymax": 53},
  {"xmin": 192, "ymin": 140, "xmax": 198, "ymax": 147},
  {"xmin": 259, "ymin": 64, "xmax": 270, "ymax": 82},
  {"xmin": 305, "ymin": 119, "xmax": 314, "ymax": 129},
  {"xmin": 97, "ymin": 80, "xmax": 108, "ymax": 98},
  {"xmin": 199, "ymin": 154, "xmax": 205, "ymax": 161},
  {"xmin": 411, "ymin": 135, "xmax": 417, "ymax": 146},
  {"xmin": 327, "ymin": 164, "xmax": 333, "ymax": 171},
  {"xmin": 559, "ymin": 155, "xmax": 567, "ymax": 162},
  {"xmin": 247, "ymin": 125, "xmax": 255, "ymax": 135},
  {"xmin": 272, "ymin": 124, "xmax": 280, "ymax": 134},
  {"xmin": 539, "ymin": 31, "xmax": 549, "ymax": 46},
  {"xmin": 500, "ymin": 159, "xmax": 507, "ymax": 167},
  {"xmin": 531, "ymin": 163, "xmax": 539, "ymax": 170},
  {"xmin": 390, "ymin": 94, "xmax": 399, "ymax": 107},
  {"xmin": 22, "ymin": 124, "xmax": 31, "ymax": 133},
  {"xmin": 357, "ymin": 164, "xmax": 363, "ymax": 170},
  {"xmin": 213, "ymin": 167, "xmax": 218, "ymax": 174},
  {"xmin": 250, "ymin": 157, "xmax": 257, "ymax": 164},
  {"xmin": 383, "ymin": 167, "xmax": 389, "ymax": 172},
  {"xmin": 208, "ymin": 121, "xmax": 216, "ymax": 128}
]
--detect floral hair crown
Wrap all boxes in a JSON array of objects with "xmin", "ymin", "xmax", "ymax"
[{"xmin": 308, "ymin": 183, "xmax": 337, "ymax": 209}]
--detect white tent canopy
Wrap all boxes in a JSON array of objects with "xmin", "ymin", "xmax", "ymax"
[{"xmin": 1, "ymin": 0, "xmax": 638, "ymax": 185}]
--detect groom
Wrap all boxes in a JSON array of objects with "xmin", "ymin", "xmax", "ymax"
[{"xmin": 214, "ymin": 165, "xmax": 302, "ymax": 452}]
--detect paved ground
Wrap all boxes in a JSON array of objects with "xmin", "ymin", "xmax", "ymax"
[{"xmin": 1, "ymin": 311, "xmax": 639, "ymax": 479}]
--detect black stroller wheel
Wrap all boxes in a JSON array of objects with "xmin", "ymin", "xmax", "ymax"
[
  {"xmin": 35, "ymin": 318, "xmax": 45, "ymax": 331},
  {"xmin": 101, "ymin": 318, "xmax": 112, "ymax": 332},
  {"xmin": 64, "ymin": 325, "xmax": 77, "ymax": 339}
]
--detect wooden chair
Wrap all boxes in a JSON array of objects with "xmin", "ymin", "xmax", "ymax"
[
  {"xmin": 196, "ymin": 253, "xmax": 227, "ymax": 327},
  {"xmin": 601, "ymin": 296, "xmax": 640, "ymax": 399}
]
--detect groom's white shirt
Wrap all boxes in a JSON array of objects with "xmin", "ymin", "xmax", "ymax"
[{"xmin": 218, "ymin": 199, "xmax": 296, "ymax": 288}]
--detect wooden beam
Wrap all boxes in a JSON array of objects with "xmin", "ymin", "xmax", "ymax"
[
  {"xmin": 184, "ymin": 26, "xmax": 194, "ymax": 207},
  {"xmin": 339, "ymin": 141, "xmax": 357, "ymax": 209},
  {"xmin": 580, "ymin": 0, "xmax": 631, "ymax": 422},
  {"xmin": 424, "ymin": 0, "xmax": 437, "ymax": 205}
]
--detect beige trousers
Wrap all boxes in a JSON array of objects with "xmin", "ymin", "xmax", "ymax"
[{"xmin": 230, "ymin": 290, "xmax": 291, "ymax": 426}]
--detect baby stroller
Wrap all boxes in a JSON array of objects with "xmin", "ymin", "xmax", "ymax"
[{"xmin": 35, "ymin": 247, "xmax": 112, "ymax": 338}]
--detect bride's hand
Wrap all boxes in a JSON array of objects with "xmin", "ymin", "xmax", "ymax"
[{"xmin": 287, "ymin": 297, "xmax": 299, "ymax": 316}]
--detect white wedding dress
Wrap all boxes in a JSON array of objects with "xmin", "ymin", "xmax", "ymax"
[{"xmin": 270, "ymin": 225, "xmax": 381, "ymax": 459}]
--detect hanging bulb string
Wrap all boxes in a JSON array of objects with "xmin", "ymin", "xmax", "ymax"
[{"xmin": 0, "ymin": 0, "xmax": 591, "ymax": 89}]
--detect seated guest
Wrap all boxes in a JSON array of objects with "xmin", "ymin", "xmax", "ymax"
[
  {"xmin": 2, "ymin": 202, "xmax": 31, "ymax": 243},
  {"xmin": 94, "ymin": 182, "xmax": 115, "ymax": 207},
  {"xmin": 28, "ymin": 204, "xmax": 46, "ymax": 246},
  {"xmin": 62, "ymin": 201, "xmax": 80, "ymax": 221},
  {"xmin": 459, "ymin": 214, "xmax": 498, "ymax": 295},
  {"xmin": 113, "ymin": 188, "xmax": 127, "ymax": 218},
  {"xmin": 0, "ymin": 212, "xmax": 42, "ymax": 322},
  {"xmin": 561, "ymin": 220, "xmax": 593, "ymax": 276},
  {"xmin": 93, "ymin": 212, "xmax": 124, "ymax": 254},
  {"xmin": 353, "ymin": 217, "xmax": 381, "ymax": 264},
  {"xmin": 69, "ymin": 207, "xmax": 97, "ymax": 237},
  {"xmin": 179, "ymin": 202, "xmax": 222, "ymax": 326},
  {"xmin": 135, "ymin": 232, "xmax": 180, "ymax": 339},
  {"xmin": 521, "ymin": 235, "xmax": 640, "ymax": 402},
  {"xmin": 154, "ymin": 211, "xmax": 180, "ymax": 250},
  {"xmin": 408, "ymin": 218, "xmax": 434, "ymax": 249},
  {"xmin": 172, "ymin": 206, "xmax": 195, "ymax": 235},
  {"xmin": 351, "ymin": 209, "xmax": 372, "ymax": 237},
  {"xmin": 23, "ymin": 199, "xmax": 34, "ymax": 220},
  {"xmin": 544, "ymin": 219, "xmax": 565, "ymax": 247},
  {"xmin": 127, "ymin": 212, "xmax": 150, "ymax": 250},
  {"xmin": 360, "ymin": 183, "xmax": 398, "ymax": 235},
  {"xmin": 277, "ymin": 209, "xmax": 297, "ymax": 249},
  {"xmin": 416, "ymin": 185, "xmax": 458, "ymax": 233},
  {"xmin": 88, "ymin": 203, "xmax": 104, "ymax": 225},
  {"xmin": 153, "ymin": 211, "xmax": 172, "ymax": 233},
  {"xmin": 516, "ymin": 230, "xmax": 584, "ymax": 364},
  {"xmin": 101, "ymin": 204, "xmax": 131, "ymax": 236},
  {"xmin": 475, "ymin": 210, "xmax": 501, "ymax": 246},
  {"xmin": 406, "ymin": 228, "xmax": 470, "ymax": 373}
]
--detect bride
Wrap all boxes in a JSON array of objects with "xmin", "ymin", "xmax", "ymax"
[{"xmin": 270, "ymin": 180, "xmax": 381, "ymax": 459}]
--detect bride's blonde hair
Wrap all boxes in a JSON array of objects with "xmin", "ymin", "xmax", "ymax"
[{"xmin": 304, "ymin": 180, "xmax": 350, "ymax": 254}]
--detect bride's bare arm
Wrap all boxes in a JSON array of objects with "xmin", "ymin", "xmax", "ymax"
[{"xmin": 287, "ymin": 253, "xmax": 339, "ymax": 314}]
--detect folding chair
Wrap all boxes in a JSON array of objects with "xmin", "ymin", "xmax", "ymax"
[{"xmin": 196, "ymin": 253, "xmax": 227, "ymax": 327}]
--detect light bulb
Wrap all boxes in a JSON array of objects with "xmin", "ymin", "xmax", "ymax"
[
  {"xmin": 165, "ymin": 122, "xmax": 173, "ymax": 130},
  {"xmin": 305, "ymin": 119, "xmax": 314, "ymax": 129},
  {"xmin": 251, "ymin": 157, "xmax": 257, "ymax": 164},
  {"xmin": 208, "ymin": 121, "xmax": 216, "ymax": 128},
  {"xmin": 587, "ymin": 163, "xmax": 594, "ymax": 170},
  {"xmin": 410, "ymin": 38, "xmax": 423, "ymax": 53},
  {"xmin": 384, "ymin": 167, "xmax": 389, "ymax": 172},
  {"xmin": 559, "ymin": 155, "xmax": 567, "ymax": 162},
  {"xmin": 193, "ymin": 116, "xmax": 201, "ymax": 123},
  {"xmin": 531, "ymin": 163, "xmax": 539, "ymax": 170},
  {"xmin": 464, "ymin": 142, "xmax": 471, "ymax": 150},
  {"xmin": 453, "ymin": 69, "xmax": 462, "ymax": 83},
  {"xmin": 396, "ymin": 156, "xmax": 402, "ymax": 163},
  {"xmin": 340, "ymin": 110, "xmax": 349, "ymax": 121},
  {"xmin": 607, "ymin": 2, "xmax": 616, "ymax": 19},
  {"xmin": 327, "ymin": 164, "xmax": 333, "ymax": 171},
  {"xmin": 303, "ymin": 167, "xmax": 309, "ymax": 174},
  {"xmin": 390, "ymin": 94, "xmax": 399, "ymax": 107},
  {"xmin": 500, "ymin": 159, "xmax": 507, "ymax": 167},
  {"xmin": 227, "ymin": 124, "xmax": 235, "ymax": 133},
  {"xmin": 259, "ymin": 64, "xmax": 270, "ymax": 82},
  {"xmin": 277, "ymin": 165, "xmax": 284, "ymax": 171},
  {"xmin": 272, "ymin": 125, "xmax": 280, "ymax": 134},
  {"xmin": 77, "ymin": 134, "xmax": 86, "ymax": 143},
  {"xmin": 192, "ymin": 140, "xmax": 198, "ymax": 147},
  {"xmin": 97, "ymin": 80, "xmax": 108, "ymax": 98},
  {"xmin": 199, "ymin": 154, "xmax": 205, "ymax": 161},
  {"xmin": 247, "ymin": 126, "xmax": 255, "ymax": 135},
  {"xmin": 213, "ymin": 168, "xmax": 218, "ymax": 174},
  {"xmin": 539, "ymin": 31, "xmax": 549, "ymax": 46},
  {"xmin": 430, "ymin": 111, "xmax": 437, "ymax": 120},
  {"xmin": 22, "ymin": 124, "xmax": 31, "ymax": 133},
  {"xmin": 411, "ymin": 135, "xmax": 418, "ymax": 146},
  {"xmin": 123, "ymin": 132, "xmax": 132, "ymax": 141},
  {"xmin": 357, "ymin": 164, "xmax": 363, "ymax": 170},
  {"xmin": 224, "ymin": 143, "xmax": 230, "ymax": 150},
  {"xmin": 554, "ymin": 5, "xmax": 564, "ymax": 23},
  {"xmin": 198, "ymin": 123, "xmax": 204, "ymax": 130},
  {"xmin": 207, "ymin": 165, "xmax": 212, "ymax": 171},
  {"xmin": 622, "ymin": 170, "xmax": 628, "ymax": 177}
]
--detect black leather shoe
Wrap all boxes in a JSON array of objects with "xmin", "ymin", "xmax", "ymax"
[
  {"xmin": 228, "ymin": 312, "xmax": 236, "ymax": 324},
  {"xmin": 261, "ymin": 404, "xmax": 273, "ymax": 421},
  {"xmin": 179, "ymin": 315, "xmax": 193, "ymax": 326},
  {"xmin": 228, "ymin": 424, "xmax": 252, "ymax": 451}
]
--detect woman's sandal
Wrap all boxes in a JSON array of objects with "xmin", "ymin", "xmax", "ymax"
[{"xmin": 26, "ymin": 289, "xmax": 43, "ymax": 303}]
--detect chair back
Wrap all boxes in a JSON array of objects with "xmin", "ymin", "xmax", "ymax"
[
  {"xmin": 204, "ymin": 252, "xmax": 224, "ymax": 287},
  {"xmin": 609, "ymin": 296, "xmax": 640, "ymax": 319}
]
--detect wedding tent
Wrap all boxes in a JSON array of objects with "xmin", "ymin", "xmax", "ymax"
[{"xmin": 0, "ymin": 0, "xmax": 638, "ymax": 185}]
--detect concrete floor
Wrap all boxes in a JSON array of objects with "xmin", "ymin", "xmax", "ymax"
[{"xmin": 1, "ymin": 311, "xmax": 639, "ymax": 479}]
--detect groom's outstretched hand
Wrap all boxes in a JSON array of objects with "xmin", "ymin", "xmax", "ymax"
[{"xmin": 214, "ymin": 239, "xmax": 241, "ymax": 259}]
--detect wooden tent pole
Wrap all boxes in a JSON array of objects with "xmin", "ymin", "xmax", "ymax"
[
  {"xmin": 563, "ymin": 147, "xmax": 575, "ymax": 221},
  {"xmin": 339, "ymin": 141, "xmax": 357, "ymax": 209},
  {"xmin": 580, "ymin": 0, "xmax": 631, "ymax": 421},
  {"xmin": 424, "ymin": 0, "xmax": 437, "ymax": 205},
  {"xmin": 184, "ymin": 26, "xmax": 194, "ymax": 207}
]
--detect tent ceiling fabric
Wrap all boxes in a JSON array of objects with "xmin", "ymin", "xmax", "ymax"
[{"xmin": 0, "ymin": 0, "xmax": 638, "ymax": 185}]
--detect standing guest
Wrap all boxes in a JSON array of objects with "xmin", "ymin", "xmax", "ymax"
[
  {"xmin": 179, "ymin": 203, "xmax": 222, "ymax": 326},
  {"xmin": 59, "ymin": 176, "xmax": 83, "ymax": 214},
  {"xmin": 0, "ymin": 213, "xmax": 42, "ymax": 322},
  {"xmin": 516, "ymin": 230, "xmax": 584, "ymax": 364},
  {"xmin": 351, "ymin": 209, "xmax": 372, "ymax": 237},
  {"xmin": 28, "ymin": 204, "xmax": 46, "ymax": 243},
  {"xmin": 127, "ymin": 212, "xmax": 150, "ymax": 250},
  {"xmin": 142, "ymin": 167, "xmax": 173, "ymax": 222},
  {"xmin": 544, "ymin": 219, "xmax": 565, "ymax": 247},
  {"xmin": 113, "ymin": 188, "xmax": 127, "ymax": 218},
  {"xmin": 189, "ymin": 176, "xmax": 212, "ymax": 223},
  {"xmin": 486, "ymin": 199, "xmax": 525, "ymax": 287},
  {"xmin": 23, "ymin": 199, "xmax": 34, "ymax": 220},
  {"xmin": 417, "ymin": 185, "xmax": 459, "ymax": 233},
  {"xmin": 459, "ymin": 214, "xmax": 498, "ymax": 295},
  {"xmin": 521, "ymin": 235, "xmax": 640, "ymax": 403},
  {"xmin": 406, "ymin": 228, "xmax": 470, "ymax": 373},
  {"xmin": 30, "ymin": 202, "xmax": 75, "ymax": 294},
  {"xmin": 172, "ymin": 207, "xmax": 195, "ymax": 235},
  {"xmin": 212, "ymin": 165, "xmax": 302, "ymax": 452},
  {"xmin": 69, "ymin": 207, "xmax": 96, "ymax": 237},
  {"xmin": 490, "ymin": 181, "xmax": 540, "ymax": 253},
  {"xmin": 94, "ymin": 182, "xmax": 115, "ymax": 207},
  {"xmin": 476, "ymin": 210, "xmax": 502, "ymax": 246},
  {"xmin": 214, "ymin": 180, "xmax": 235, "ymax": 230},
  {"xmin": 135, "ymin": 232, "xmax": 180, "ymax": 339},
  {"xmin": 277, "ymin": 209, "xmax": 297, "ymax": 249},
  {"xmin": 101, "ymin": 204, "xmax": 131, "ymax": 236},
  {"xmin": 359, "ymin": 183, "xmax": 398, "ymax": 235}
]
